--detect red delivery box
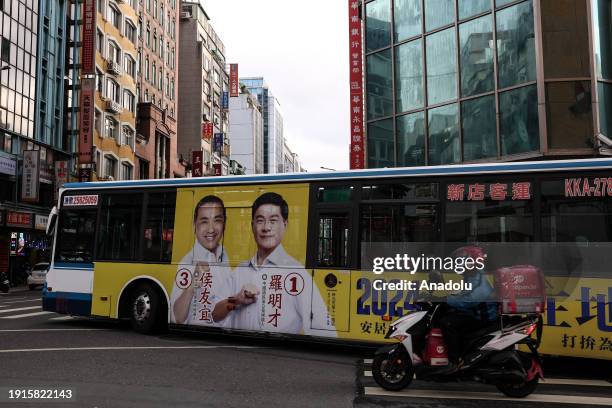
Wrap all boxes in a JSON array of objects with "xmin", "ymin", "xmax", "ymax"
[{"xmin": 494, "ymin": 265, "xmax": 546, "ymax": 314}]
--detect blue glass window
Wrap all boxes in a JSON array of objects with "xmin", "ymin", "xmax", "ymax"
[
  {"xmin": 366, "ymin": 0, "xmax": 392, "ymax": 52},
  {"xmin": 428, "ymin": 103, "xmax": 460, "ymax": 165},
  {"xmin": 395, "ymin": 40, "xmax": 424, "ymax": 113},
  {"xmin": 397, "ymin": 112, "xmax": 426, "ymax": 166}
]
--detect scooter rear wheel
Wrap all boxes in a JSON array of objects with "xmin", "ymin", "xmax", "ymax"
[
  {"xmin": 371, "ymin": 352, "xmax": 414, "ymax": 391},
  {"xmin": 496, "ymin": 377, "xmax": 539, "ymax": 398}
]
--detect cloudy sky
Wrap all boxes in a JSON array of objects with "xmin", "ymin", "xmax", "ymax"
[{"xmin": 202, "ymin": 0, "xmax": 350, "ymax": 171}]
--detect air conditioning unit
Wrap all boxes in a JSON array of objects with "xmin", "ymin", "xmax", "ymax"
[
  {"xmin": 106, "ymin": 59, "xmax": 121, "ymax": 75},
  {"xmin": 180, "ymin": 12, "xmax": 191, "ymax": 19},
  {"xmin": 105, "ymin": 99, "xmax": 122, "ymax": 114}
]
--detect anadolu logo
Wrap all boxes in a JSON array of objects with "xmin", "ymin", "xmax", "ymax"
[{"xmin": 436, "ymin": 346, "xmax": 445, "ymax": 354}]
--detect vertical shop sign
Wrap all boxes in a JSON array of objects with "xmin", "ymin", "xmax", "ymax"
[
  {"xmin": 229, "ymin": 64, "xmax": 239, "ymax": 97},
  {"xmin": 82, "ymin": 0, "xmax": 96, "ymax": 74},
  {"xmin": 213, "ymin": 133, "xmax": 224, "ymax": 153},
  {"xmin": 54, "ymin": 160, "xmax": 68, "ymax": 200},
  {"xmin": 349, "ymin": 0, "xmax": 364, "ymax": 169},
  {"xmin": 21, "ymin": 150, "xmax": 40, "ymax": 202},
  {"xmin": 222, "ymin": 91, "xmax": 229, "ymax": 110},
  {"xmin": 202, "ymin": 122, "xmax": 213, "ymax": 140},
  {"xmin": 192, "ymin": 151, "xmax": 203, "ymax": 177},
  {"xmin": 79, "ymin": 79, "xmax": 95, "ymax": 165}
]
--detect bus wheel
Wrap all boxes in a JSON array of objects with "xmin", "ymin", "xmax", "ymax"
[{"xmin": 130, "ymin": 283, "xmax": 165, "ymax": 334}]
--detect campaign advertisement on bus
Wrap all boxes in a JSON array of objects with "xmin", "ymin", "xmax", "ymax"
[{"xmin": 168, "ymin": 184, "xmax": 337, "ymax": 336}]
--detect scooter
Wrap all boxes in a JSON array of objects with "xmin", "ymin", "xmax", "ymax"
[
  {"xmin": 0, "ymin": 271, "xmax": 9, "ymax": 293},
  {"xmin": 371, "ymin": 299, "xmax": 544, "ymax": 398}
]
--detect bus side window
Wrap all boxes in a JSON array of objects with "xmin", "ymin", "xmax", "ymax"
[
  {"xmin": 142, "ymin": 191, "xmax": 177, "ymax": 263},
  {"xmin": 97, "ymin": 193, "xmax": 143, "ymax": 261},
  {"xmin": 55, "ymin": 209, "xmax": 97, "ymax": 263},
  {"xmin": 316, "ymin": 213, "xmax": 350, "ymax": 268}
]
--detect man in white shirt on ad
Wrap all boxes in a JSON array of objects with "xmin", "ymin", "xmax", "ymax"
[
  {"xmin": 213, "ymin": 192, "xmax": 333, "ymax": 335},
  {"xmin": 171, "ymin": 195, "xmax": 231, "ymax": 326}
]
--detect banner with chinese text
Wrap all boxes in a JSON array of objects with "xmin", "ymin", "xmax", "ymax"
[{"xmin": 349, "ymin": 0, "xmax": 364, "ymax": 169}]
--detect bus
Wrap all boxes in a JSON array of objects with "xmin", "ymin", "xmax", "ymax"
[{"xmin": 43, "ymin": 158, "xmax": 612, "ymax": 360}]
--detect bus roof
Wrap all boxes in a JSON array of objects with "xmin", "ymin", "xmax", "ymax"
[{"xmin": 64, "ymin": 157, "xmax": 612, "ymax": 190}]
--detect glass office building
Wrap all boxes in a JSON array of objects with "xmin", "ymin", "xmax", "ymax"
[{"xmin": 364, "ymin": 0, "xmax": 612, "ymax": 168}]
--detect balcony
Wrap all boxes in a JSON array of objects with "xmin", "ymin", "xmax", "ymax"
[
  {"xmin": 105, "ymin": 99, "xmax": 122, "ymax": 114},
  {"xmin": 106, "ymin": 59, "xmax": 121, "ymax": 76}
]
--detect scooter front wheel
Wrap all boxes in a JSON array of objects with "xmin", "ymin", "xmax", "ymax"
[
  {"xmin": 496, "ymin": 377, "xmax": 539, "ymax": 398},
  {"xmin": 371, "ymin": 352, "xmax": 414, "ymax": 391}
]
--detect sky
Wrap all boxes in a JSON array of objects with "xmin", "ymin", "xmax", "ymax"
[{"xmin": 201, "ymin": 0, "xmax": 350, "ymax": 172}]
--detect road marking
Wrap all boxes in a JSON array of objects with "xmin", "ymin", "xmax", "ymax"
[
  {"xmin": 1, "ymin": 311, "xmax": 54, "ymax": 319},
  {"xmin": 0, "ymin": 345, "xmax": 263, "ymax": 353},
  {"xmin": 0, "ymin": 329, "xmax": 107, "ymax": 332},
  {"xmin": 542, "ymin": 378, "xmax": 612, "ymax": 387},
  {"xmin": 48, "ymin": 316, "xmax": 76, "ymax": 321},
  {"xmin": 364, "ymin": 358, "xmax": 373, "ymax": 364},
  {"xmin": 363, "ymin": 387, "xmax": 612, "ymax": 405},
  {"xmin": 0, "ymin": 306, "xmax": 40, "ymax": 314},
  {"xmin": 363, "ymin": 371, "xmax": 611, "ymax": 387},
  {"xmin": 0, "ymin": 299, "xmax": 41, "ymax": 306}
]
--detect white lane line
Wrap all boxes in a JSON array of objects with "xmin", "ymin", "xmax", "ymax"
[
  {"xmin": 1, "ymin": 311, "xmax": 54, "ymax": 319},
  {"xmin": 364, "ymin": 387, "xmax": 612, "ymax": 405},
  {"xmin": 0, "ymin": 329, "xmax": 107, "ymax": 332},
  {"xmin": 363, "ymin": 371, "xmax": 610, "ymax": 387},
  {"xmin": 0, "ymin": 299, "xmax": 41, "ymax": 306},
  {"xmin": 48, "ymin": 316, "xmax": 76, "ymax": 321},
  {"xmin": 0, "ymin": 345, "xmax": 263, "ymax": 353},
  {"xmin": 543, "ymin": 378, "xmax": 612, "ymax": 387},
  {"xmin": 0, "ymin": 306, "xmax": 40, "ymax": 314}
]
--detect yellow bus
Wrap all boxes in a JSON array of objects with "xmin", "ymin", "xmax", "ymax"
[{"xmin": 43, "ymin": 158, "xmax": 612, "ymax": 360}]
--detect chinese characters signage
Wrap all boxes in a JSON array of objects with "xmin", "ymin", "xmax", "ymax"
[
  {"xmin": 447, "ymin": 182, "xmax": 532, "ymax": 201},
  {"xmin": 81, "ymin": 0, "xmax": 96, "ymax": 74},
  {"xmin": 229, "ymin": 64, "xmax": 239, "ymax": 97},
  {"xmin": 192, "ymin": 151, "xmax": 203, "ymax": 177},
  {"xmin": 55, "ymin": 160, "xmax": 68, "ymax": 200},
  {"xmin": 222, "ymin": 91, "xmax": 229, "ymax": 110},
  {"xmin": 564, "ymin": 178, "xmax": 612, "ymax": 197},
  {"xmin": 349, "ymin": 0, "xmax": 364, "ymax": 169},
  {"xmin": 79, "ymin": 79, "xmax": 95, "ymax": 165},
  {"xmin": 0, "ymin": 154, "xmax": 16, "ymax": 176},
  {"xmin": 6, "ymin": 211, "xmax": 32, "ymax": 228},
  {"xmin": 213, "ymin": 133, "xmax": 224, "ymax": 153},
  {"xmin": 35, "ymin": 215, "xmax": 48, "ymax": 231},
  {"xmin": 202, "ymin": 122, "xmax": 213, "ymax": 140},
  {"xmin": 21, "ymin": 150, "xmax": 40, "ymax": 202},
  {"xmin": 213, "ymin": 163, "xmax": 222, "ymax": 176},
  {"xmin": 63, "ymin": 195, "xmax": 99, "ymax": 207}
]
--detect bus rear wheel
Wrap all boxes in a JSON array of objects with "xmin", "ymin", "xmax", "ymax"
[{"xmin": 130, "ymin": 283, "xmax": 166, "ymax": 334}]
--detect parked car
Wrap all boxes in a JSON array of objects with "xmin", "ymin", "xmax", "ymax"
[{"xmin": 27, "ymin": 262, "xmax": 50, "ymax": 290}]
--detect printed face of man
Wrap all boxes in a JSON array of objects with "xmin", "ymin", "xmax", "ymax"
[
  {"xmin": 194, "ymin": 203, "xmax": 224, "ymax": 252},
  {"xmin": 252, "ymin": 204, "xmax": 287, "ymax": 253}
]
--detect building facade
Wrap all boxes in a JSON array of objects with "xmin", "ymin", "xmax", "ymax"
[
  {"xmin": 242, "ymin": 77, "xmax": 285, "ymax": 174},
  {"xmin": 229, "ymin": 86, "xmax": 264, "ymax": 174},
  {"xmin": 178, "ymin": 1, "xmax": 231, "ymax": 176},
  {"xmin": 0, "ymin": 0, "xmax": 69, "ymax": 282},
  {"xmin": 363, "ymin": 0, "xmax": 612, "ymax": 168},
  {"xmin": 282, "ymin": 141, "xmax": 303, "ymax": 173},
  {"xmin": 136, "ymin": 0, "xmax": 183, "ymax": 179},
  {"xmin": 95, "ymin": 0, "xmax": 139, "ymax": 180}
]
